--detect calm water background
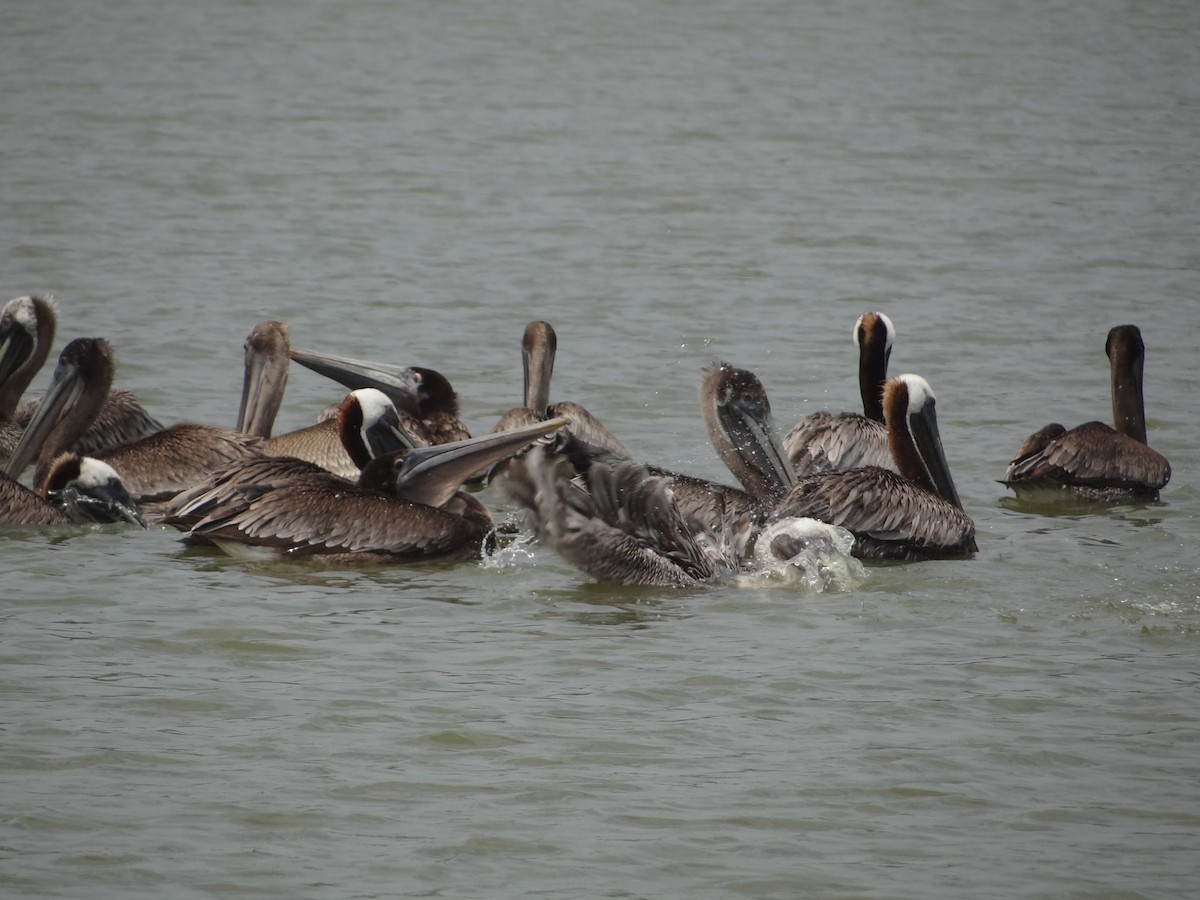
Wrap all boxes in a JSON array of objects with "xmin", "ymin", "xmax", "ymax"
[{"xmin": 3, "ymin": 0, "xmax": 1199, "ymax": 897}]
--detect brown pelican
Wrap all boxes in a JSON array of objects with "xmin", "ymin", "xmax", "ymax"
[
  {"xmin": 165, "ymin": 387, "xmax": 415, "ymax": 528},
  {"xmin": 492, "ymin": 320, "xmax": 631, "ymax": 456},
  {"xmin": 182, "ymin": 416, "xmax": 568, "ymax": 563},
  {"xmin": 782, "ymin": 311, "xmax": 897, "ymax": 477},
  {"xmin": 10, "ymin": 337, "xmax": 262, "ymax": 505},
  {"xmin": 1, "ymin": 454, "xmax": 146, "ymax": 526},
  {"xmin": 499, "ymin": 439, "xmax": 743, "ymax": 587},
  {"xmin": 1002, "ymin": 325, "xmax": 1171, "ymax": 502},
  {"xmin": 772, "ymin": 374, "xmax": 977, "ymax": 561},
  {"xmin": 0, "ymin": 295, "xmax": 162, "ymax": 461},
  {"xmin": 3, "ymin": 334, "xmax": 145, "ymax": 526},
  {"xmin": 288, "ymin": 347, "xmax": 471, "ymax": 446}
]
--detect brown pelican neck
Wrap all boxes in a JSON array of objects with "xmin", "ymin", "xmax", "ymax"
[
  {"xmin": 1106, "ymin": 324, "xmax": 1148, "ymax": 445},
  {"xmin": 521, "ymin": 320, "xmax": 557, "ymax": 412},
  {"xmin": 336, "ymin": 388, "xmax": 418, "ymax": 469},
  {"xmin": 235, "ymin": 320, "xmax": 290, "ymax": 437},
  {"xmin": 884, "ymin": 374, "xmax": 965, "ymax": 510},
  {"xmin": 701, "ymin": 362, "xmax": 796, "ymax": 503},
  {"xmin": 0, "ymin": 295, "xmax": 57, "ymax": 419},
  {"xmin": 855, "ymin": 311, "xmax": 893, "ymax": 423},
  {"xmin": 6, "ymin": 337, "xmax": 115, "ymax": 485},
  {"xmin": 364, "ymin": 415, "xmax": 567, "ymax": 509}
]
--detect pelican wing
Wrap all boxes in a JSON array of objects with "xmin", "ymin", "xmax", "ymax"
[
  {"xmin": 1003, "ymin": 421, "xmax": 1171, "ymax": 490},
  {"xmin": 162, "ymin": 454, "xmax": 338, "ymax": 527},
  {"xmin": 504, "ymin": 445, "xmax": 734, "ymax": 586},
  {"xmin": 783, "ymin": 411, "xmax": 894, "ymax": 477},
  {"xmin": 264, "ymin": 419, "xmax": 359, "ymax": 479},
  {"xmin": 188, "ymin": 477, "xmax": 488, "ymax": 560},
  {"xmin": 775, "ymin": 467, "xmax": 976, "ymax": 560},
  {"xmin": 1, "ymin": 473, "xmax": 70, "ymax": 525},
  {"xmin": 98, "ymin": 424, "xmax": 264, "ymax": 502}
]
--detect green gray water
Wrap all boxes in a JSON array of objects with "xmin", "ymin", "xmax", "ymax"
[{"xmin": 3, "ymin": 1, "xmax": 1198, "ymax": 897}]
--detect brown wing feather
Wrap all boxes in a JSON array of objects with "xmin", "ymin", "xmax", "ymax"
[
  {"xmin": 98, "ymin": 424, "xmax": 264, "ymax": 502},
  {"xmin": 1004, "ymin": 421, "xmax": 1170, "ymax": 491},
  {"xmin": 162, "ymin": 455, "xmax": 338, "ymax": 527},
  {"xmin": 188, "ymin": 477, "xmax": 490, "ymax": 560},
  {"xmin": 783, "ymin": 411, "xmax": 895, "ymax": 477},
  {"xmin": 264, "ymin": 419, "xmax": 359, "ymax": 478},
  {"xmin": 1, "ymin": 473, "xmax": 71, "ymax": 525},
  {"xmin": 774, "ymin": 467, "xmax": 976, "ymax": 560}
]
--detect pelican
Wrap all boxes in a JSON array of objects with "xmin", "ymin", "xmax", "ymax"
[
  {"xmin": 1, "ymin": 455, "xmax": 146, "ymax": 526},
  {"xmin": 0, "ymin": 295, "xmax": 162, "ymax": 461},
  {"xmin": 1002, "ymin": 325, "xmax": 1170, "ymax": 502},
  {"xmin": 10, "ymin": 337, "xmax": 262, "ymax": 505},
  {"xmin": 782, "ymin": 311, "xmax": 897, "ymax": 477},
  {"xmin": 182, "ymin": 416, "xmax": 568, "ymax": 563},
  {"xmin": 499, "ymin": 439, "xmax": 743, "ymax": 587},
  {"xmin": 492, "ymin": 320, "xmax": 631, "ymax": 456},
  {"xmin": 772, "ymin": 374, "xmax": 977, "ymax": 561},
  {"xmin": 165, "ymin": 387, "xmax": 414, "ymax": 528},
  {"xmin": 288, "ymin": 347, "xmax": 471, "ymax": 446}
]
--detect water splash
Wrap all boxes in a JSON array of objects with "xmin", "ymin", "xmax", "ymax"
[
  {"xmin": 739, "ymin": 517, "xmax": 868, "ymax": 592},
  {"xmin": 480, "ymin": 529, "xmax": 540, "ymax": 570}
]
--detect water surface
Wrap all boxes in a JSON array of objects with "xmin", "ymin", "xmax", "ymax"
[{"xmin": 3, "ymin": 1, "xmax": 1199, "ymax": 897}]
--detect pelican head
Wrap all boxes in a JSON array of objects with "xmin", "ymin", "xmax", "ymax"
[
  {"xmin": 43, "ymin": 453, "xmax": 146, "ymax": 527},
  {"xmin": 6, "ymin": 337, "xmax": 115, "ymax": 480},
  {"xmin": 885, "ymin": 373, "xmax": 965, "ymax": 511},
  {"xmin": 236, "ymin": 320, "xmax": 290, "ymax": 437},
  {"xmin": 1105, "ymin": 324, "xmax": 1148, "ymax": 444},
  {"xmin": 701, "ymin": 362, "xmax": 796, "ymax": 503},
  {"xmin": 0, "ymin": 295, "xmax": 58, "ymax": 411},
  {"xmin": 521, "ymin": 320, "xmax": 558, "ymax": 412},
  {"xmin": 337, "ymin": 387, "xmax": 419, "ymax": 469},
  {"xmin": 288, "ymin": 347, "xmax": 459, "ymax": 419}
]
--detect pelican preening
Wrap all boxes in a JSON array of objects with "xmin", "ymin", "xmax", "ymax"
[
  {"xmin": 1, "ymin": 454, "xmax": 145, "ymax": 527},
  {"xmin": 1002, "ymin": 325, "xmax": 1171, "ymax": 502},
  {"xmin": 783, "ymin": 312, "xmax": 897, "ymax": 478},
  {"xmin": 3, "ymin": 336, "xmax": 144, "ymax": 526},
  {"xmin": 182, "ymin": 415, "xmax": 569, "ymax": 563},
  {"xmin": 165, "ymin": 387, "xmax": 416, "ymax": 529}
]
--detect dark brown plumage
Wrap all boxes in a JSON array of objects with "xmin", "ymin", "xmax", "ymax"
[
  {"xmin": 1002, "ymin": 325, "xmax": 1171, "ymax": 502},
  {"xmin": 181, "ymin": 417, "xmax": 566, "ymax": 563}
]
